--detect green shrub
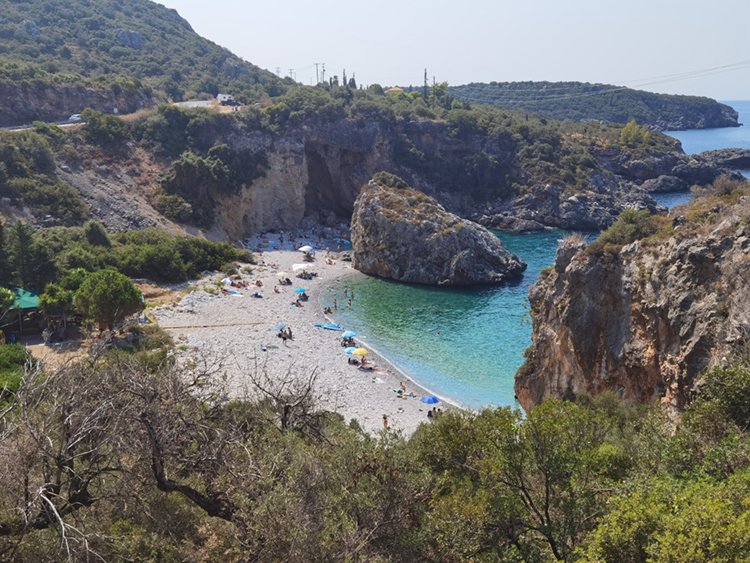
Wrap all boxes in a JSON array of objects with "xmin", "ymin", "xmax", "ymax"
[
  {"xmin": 597, "ymin": 208, "xmax": 662, "ymax": 246},
  {"xmin": 0, "ymin": 343, "xmax": 32, "ymax": 395},
  {"xmin": 83, "ymin": 220, "xmax": 111, "ymax": 247},
  {"xmin": 75, "ymin": 268, "xmax": 143, "ymax": 329},
  {"xmin": 155, "ymin": 193, "xmax": 193, "ymax": 223},
  {"xmin": 80, "ymin": 108, "xmax": 130, "ymax": 146}
]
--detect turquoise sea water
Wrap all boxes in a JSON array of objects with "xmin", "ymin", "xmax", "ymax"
[{"xmin": 330, "ymin": 101, "xmax": 749, "ymax": 409}]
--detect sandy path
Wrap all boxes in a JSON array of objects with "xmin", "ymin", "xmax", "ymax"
[{"xmin": 152, "ymin": 247, "xmax": 442, "ymax": 435}]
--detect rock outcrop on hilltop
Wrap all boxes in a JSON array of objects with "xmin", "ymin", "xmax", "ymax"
[
  {"xmin": 351, "ymin": 174, "xmax": 526, "ymax": 286},
  {"xmin": 515, "ymin": 192, "xmax": 750, "ymax": 414}
]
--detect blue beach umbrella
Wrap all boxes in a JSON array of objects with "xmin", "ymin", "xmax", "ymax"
[
  {"xmin": 294, "ymin": 288, "xmax": 307, "ymax": 294},
  {"xmin": 420, "ymin": 395, "xmax": 440, "ymax": 405},
  {"xmin": 274, "ymin": 322, "xmax": 287, "ymax": 332},
  {"xmin": 341, "ymin": 331, "xmax": 357, "ymax": 339},
  {"xmin": 344, "ymin": 347, "xmax": 357, "ymax": 355}
]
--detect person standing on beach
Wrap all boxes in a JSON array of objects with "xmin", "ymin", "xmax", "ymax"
[
  {"xmin": 382, "ymin": 414, "xmax": 389, "ymax": 431},
  {"xmin": 333, "ymin": 298, "xmax": 337, "ymax": 310}
]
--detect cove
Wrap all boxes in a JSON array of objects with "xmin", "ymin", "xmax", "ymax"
[
  {"xmin": 330, "ymin": 101, "xmax": 748, "ymax": 409},
  {"xmin": 330, "ymin": 202, "xmax": 682, "ymax": 409}
]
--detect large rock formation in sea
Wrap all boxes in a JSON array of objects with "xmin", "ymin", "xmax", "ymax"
[
  {"xmin": 515, "ymin": 190, "xmax": 750, "ymax": 415},
  {"xmin": 351, "ymin": 174, "xmax": 527, "ymax": 286}
]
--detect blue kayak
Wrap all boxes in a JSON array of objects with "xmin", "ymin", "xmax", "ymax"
[{"xmin": 313, "ymin": 323, "xmax": 343, "ymax": 331}]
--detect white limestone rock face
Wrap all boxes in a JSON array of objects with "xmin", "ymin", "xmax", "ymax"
[{"xmin": 351, "ymin": 175, "xmax": 526, "ymax": 286}]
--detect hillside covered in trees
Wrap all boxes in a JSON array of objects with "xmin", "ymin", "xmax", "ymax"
[
  {"xmin": 0, "ymin": 0, "xmax": 289, "ymax": 124},
  {"xmin": 449, "ymin": 81, "xmax": 739, "ymax": 130}
]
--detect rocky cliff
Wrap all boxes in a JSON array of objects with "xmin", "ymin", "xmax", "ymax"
[
  {"xmin": 351, "ymin": 174, "xmax": 526, "ymax": 286},
  {"xmin": 0, "ymin": 81, "xmax": 155, "ymax": 127},
  {"xmin": 515, "ymin": 190, "xmax": 750, "ymax": 415},
  {"xmin": 14, "ymin": 110, "xmax": 736, "ymax": 240},
  {"xmin": 215, "ymin": 117, "xmax": 733, "ymax": 238}
]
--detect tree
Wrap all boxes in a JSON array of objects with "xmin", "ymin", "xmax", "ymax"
[
  {"xmin": 75, "ymin": 269, "xmax": 143, "ymax": 329},
  {"xmin": 39, "ymin": 283, "xmax": 74, "ymax": 319},
  {"xmin": 619, "ymin": 119, "xmax": 651, "ymax": 148},
  {"xmin": 0, "ymin": 222, "xmax": 9, "ymax": 287},
  {"xmin": 8, "ymin": 221, "xmax": 56, "ymax": 291},
  {"xmin": 0, "ymin": 287, "xmax": 13, "ymax": 325},
  {"xmin": 414, "ymin": 400, "xmax": 618, "ymax": 561},
  {"xmin": 82, "ymin": 220, "xmax": 111, "ymax": 247}
]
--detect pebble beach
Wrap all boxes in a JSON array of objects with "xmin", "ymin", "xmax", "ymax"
[{"xmin": 152, "ymin": 236, "xmax": 448, "ymax": 435}]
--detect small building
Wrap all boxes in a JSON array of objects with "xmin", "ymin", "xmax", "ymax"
[
  {"xmin": 217, "ymin": 93, "xmax": 239, "ymax": 106},
  {"xmin": 0, "ymin": 288, "xmax": 40, "ymax": 342}
]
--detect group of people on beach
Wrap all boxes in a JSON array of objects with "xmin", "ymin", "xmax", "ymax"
[
  {"xmin": 426, "ymin": 407, "xmax": 443, "ymax": 420},
  {"xmin": 277, "ymin": 325, "xmax": 293, "ymax": 343}
]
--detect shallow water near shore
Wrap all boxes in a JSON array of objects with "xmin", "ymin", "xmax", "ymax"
[{"xmin": 330, "ymin": 101, "xmax": 748, "ymax": 409}]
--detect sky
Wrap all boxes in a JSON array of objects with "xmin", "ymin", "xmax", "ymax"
[{"xmin": 157, "ymin": 0, "xmax": 750, "ymax": 100}]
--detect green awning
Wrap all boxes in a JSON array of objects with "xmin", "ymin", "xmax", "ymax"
[{"xmin": 11, "ymin": 288, "xmax": 39, "ymax": 310}]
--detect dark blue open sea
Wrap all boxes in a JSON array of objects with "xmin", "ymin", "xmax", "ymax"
[{"xmin": 329, "ymin": 101, "xmax": 750, "ymax": 409}]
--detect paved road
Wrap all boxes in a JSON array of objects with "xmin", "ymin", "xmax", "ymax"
[{"xmin": 1, "ymin": 121, "xmax": 82, "ymax": 132}]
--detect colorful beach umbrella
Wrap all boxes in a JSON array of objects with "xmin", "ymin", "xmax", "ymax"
[
  {"xmin": 294, "ymin": 288, "xmax": 307, "ymax": 294},
  {"xmin": 344, "ymin": 346, "xmax": 357, "ymax": 355},
  {"xmin": 352, "ymin": 348, "xmax": 368, "ymax": 356},
  {"xmin": 341, "ymin": 331, "xmax": 357, "ymax": 339},
  {"xmin": 420, "ymin": 395, "xmax": 440, "ymax": 404}
]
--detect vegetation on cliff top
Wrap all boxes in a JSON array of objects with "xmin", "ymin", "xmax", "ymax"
[
  {"xmin": 449, "ymin": 81, "xmax": 738, "ymax": 129},
  {"xmin": 0, "ymin": 0, "xmax": 288, "ymax": 103},
  {"xmin": 588, "ymin": 176, "xmax": 749, "ymax": 255}
]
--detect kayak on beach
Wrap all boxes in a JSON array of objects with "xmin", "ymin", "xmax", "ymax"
[{"xmin": 314, "ymin": 323, "xmax": 344, "ymax": 331}]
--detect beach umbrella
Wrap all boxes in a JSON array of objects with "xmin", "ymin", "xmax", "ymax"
[
  {"xmin": 294, "ymin": 288, "xmax": 307, "ymax": 294},
  {"xmin": 344, "ymin": 346, "xmax": 357, "ymax": 355},
  {"xmin": 292, "ymin": 263, "xmax": 308, "ymax": 271},
  {"xmin": 352, "ymin": 348, "xmax": 368, "ymax": 356},
  {"xmin": 341, "ymin": 331, "xmax": 357, "ymax": 339},
  {"xmin": 420, "ymin": 395, "xmax": 440, "ymax": 404},
  {"xmin": 298, "ymin": 245, "xmax": 313, "ymax": 253},
  {"xmin": 274, "ymin": 322, "xmax": 287, "ymax": 332},
  {"xmin": 276, "ymin": 271, "xmax": 288, "ymax": 278}
]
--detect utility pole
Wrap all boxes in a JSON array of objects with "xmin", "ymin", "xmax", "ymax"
[
  {"xmin": 321, "ymin": 63, "xmax": 326, "ymax": 83},
  {"xmin": 275, "ymin": 67, "xmax": 281, "ymax": 76},
  {"xmin": 314, "ymin": 62, "xmax": 321, "ymax": 84},
  {"xmin": 288, "ymin": 68, "xmax": 295, "ymax": 81},
  {"xmin": 423, "ymin": 68, "xmax": 428, "ymax": 100}
]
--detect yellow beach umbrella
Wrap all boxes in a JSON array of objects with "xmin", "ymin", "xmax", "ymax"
[{"xmin": 352, "ymin": 348, "xmax": 369, "ymax": 356}]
